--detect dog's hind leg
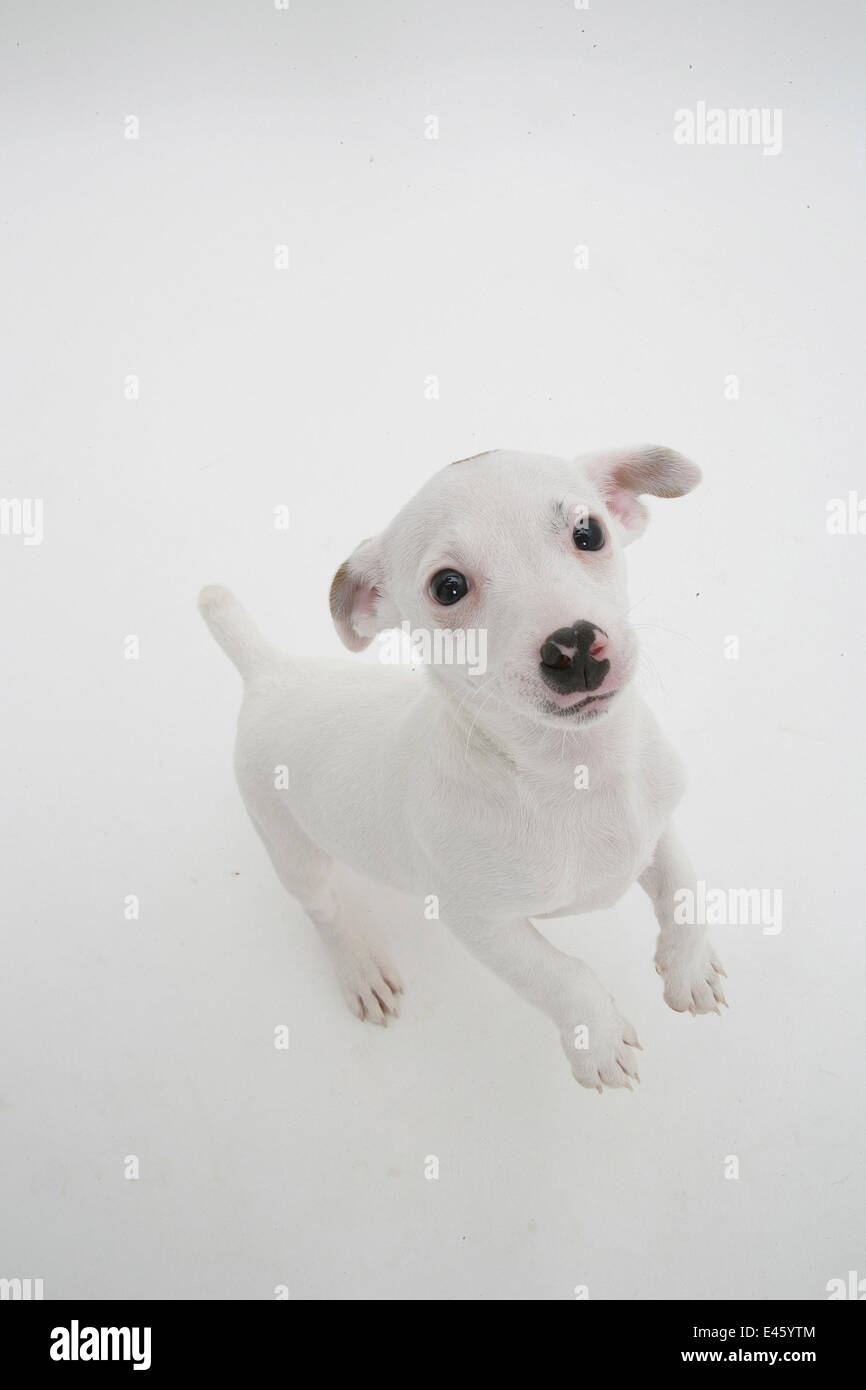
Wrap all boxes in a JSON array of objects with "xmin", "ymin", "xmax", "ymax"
[
  {"xmin": 199, "ymin": 585, "xmax": 402, "ymax": 1022},
  {"xmin": 245, "ymin": 802, "xmax": 403, "ymax": 1026}
]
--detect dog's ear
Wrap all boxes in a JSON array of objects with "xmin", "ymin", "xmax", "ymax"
[
  {"xmin": 583, "ymin": 444, "xmax": 701, "ymax": 545},
  {"xmin": 329, "ymin": 537, "xmax": 392, "ymax": 652}
]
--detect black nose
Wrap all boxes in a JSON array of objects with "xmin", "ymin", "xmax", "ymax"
[{"xmin": 539, "ymin": 621, "xmax": 609, "ymax": 694}]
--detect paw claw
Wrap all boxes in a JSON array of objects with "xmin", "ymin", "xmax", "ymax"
[
  {"xmin": 657, "ymin": 940, "xmax": 727, "ymax": 1018},
  {"xmin": 563, "ymin": 998, "xmax": 642, "ymax": 1095},
  {"xmin": 336, "ymin": 945, "xmax": 404, "ymax": 1025}
]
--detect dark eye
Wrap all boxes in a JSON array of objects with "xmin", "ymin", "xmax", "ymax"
[
  {"xmin": 572, "ymin": 517, "xmax": 606, "ymax": 552},
  {"xmin": 430, "ymin": 569, "xmax": 469, "ymax": 605}
]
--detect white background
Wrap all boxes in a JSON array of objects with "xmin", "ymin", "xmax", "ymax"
[{"xmin": 2, "ymin": 0, "xmax": 864, "ymax": 1299}]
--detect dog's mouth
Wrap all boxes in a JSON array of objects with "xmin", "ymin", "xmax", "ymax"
[{"xmin": 538, "ymin": 689, "xmax": 619, "ymax": 720}]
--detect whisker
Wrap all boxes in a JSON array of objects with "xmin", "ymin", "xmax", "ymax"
[
  {"xmin": 450, "ymin": 669, "xmax": 496, "ymax": 722},
  {"xmin": 461, "ymin": 675, "xmax": 502, "ymax": 762},
  {"xmin": 632, "ymin": 620, "xmax": 700, "ymax": 651}
]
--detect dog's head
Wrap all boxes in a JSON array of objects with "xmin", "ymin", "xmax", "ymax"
[{"xmin": 330, "ymin": 446, "xmax": 700, "ymax": 729}]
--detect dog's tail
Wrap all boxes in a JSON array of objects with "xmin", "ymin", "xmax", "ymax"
[{"xmin": 197, "ymin": 585, "xmax": 282, "ymax": 679}]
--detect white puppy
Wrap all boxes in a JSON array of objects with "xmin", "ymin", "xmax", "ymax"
[{"xmin": 199, "ymin": 446, "xmax": 726, "ymax": 1092}]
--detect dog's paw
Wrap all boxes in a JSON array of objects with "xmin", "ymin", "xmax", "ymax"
[
  {"xmin": 560, "ymin": 997, "xmax": 642, "ymax": 1093},
  {"xmin": 331, "ymin": 941, "xmax": 404, "ymax": 1026},
  {"xmin": 655, "ymin": 934, "xmax": 727, "ymax": 1015}
]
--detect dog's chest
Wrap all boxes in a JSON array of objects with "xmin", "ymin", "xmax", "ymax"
[{"xmin": 511, "ymin": 777, "xmax": 659, "ymax": 918}]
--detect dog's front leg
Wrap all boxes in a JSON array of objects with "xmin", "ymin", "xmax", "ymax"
[
  {"xmin": 640, "ymin": 824, "xmax": 728, "ymax": 1015},
  {"xmin": 446, "ymin": 914, "xmax": 641, "ymax": 1092}
]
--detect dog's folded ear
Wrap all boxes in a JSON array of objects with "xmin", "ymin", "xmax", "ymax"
[
  {"xmin": 329, "ymin": 537, "xmax": 393, "ymax": 652},
  {"xmin": 583, "ymin": 444, "xmax": 701, "ymax": 544}
]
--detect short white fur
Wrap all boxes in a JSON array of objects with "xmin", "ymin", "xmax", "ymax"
[{"xmin": 199, "ymin": 446, "xmax": 726, "ymax": 1092}]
